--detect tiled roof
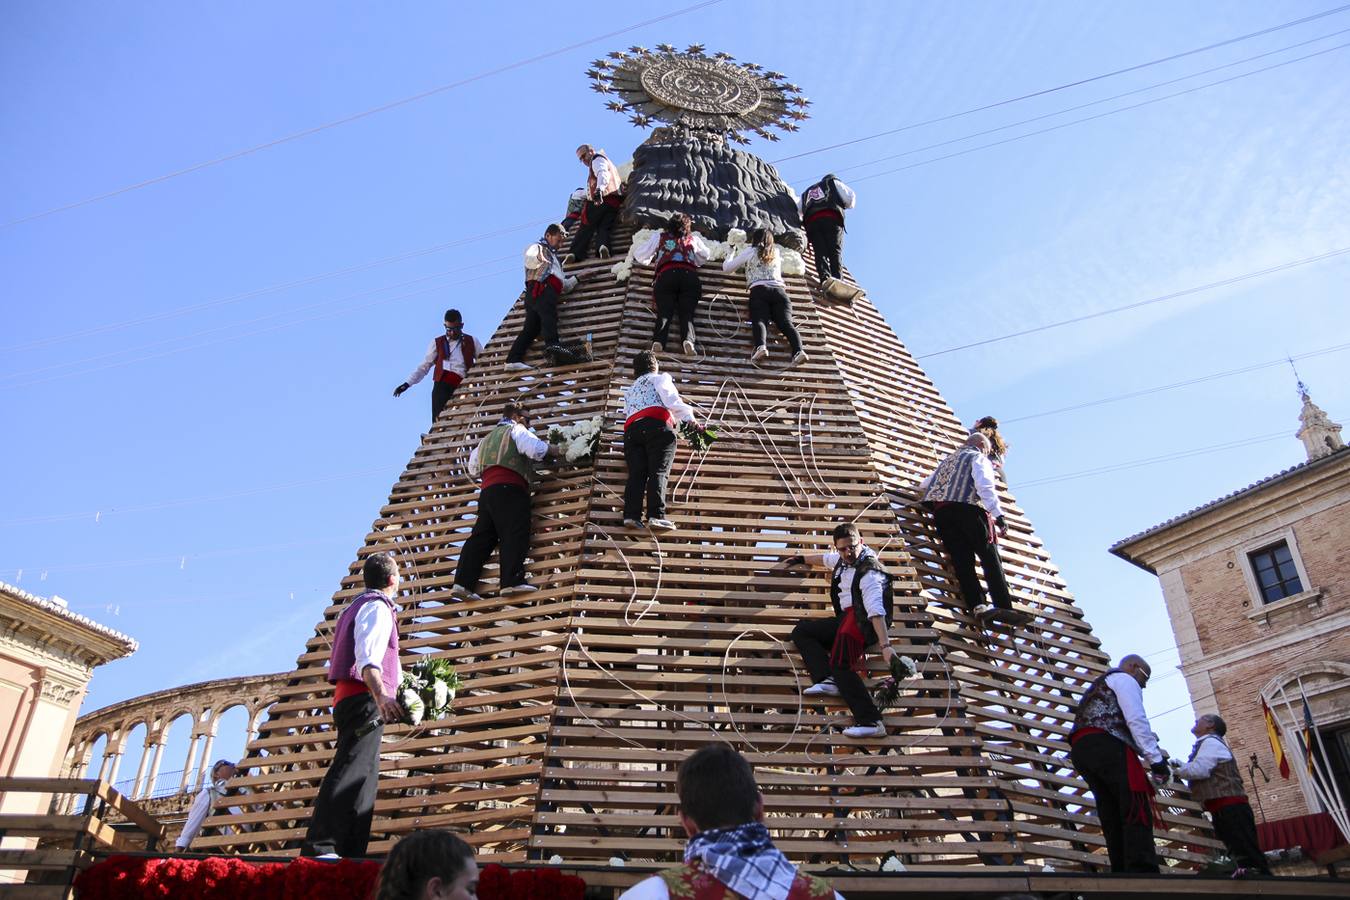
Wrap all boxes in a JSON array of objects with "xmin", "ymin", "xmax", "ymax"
[
  {"xmin": 1111, "ymin": 445, "xmax": 1350, "ymax": 555},
  {"xmin": 0, "ymin": 580, "xmax": 137, "ymax": 655}
]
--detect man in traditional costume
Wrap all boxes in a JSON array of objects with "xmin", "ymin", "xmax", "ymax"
[
  {"xmin": 507, "ymin": 225, "xmax": 581, "ymax": 370},
  {"xmin": 302, "ymin": 553, "xmax": 403, "ymax": 858},
  {"xmin": 393, "ymin": 309, "xmax": 484, "ymax": 423},
  {"xmin": 175, "ymin": 759, "xmax": 238, "ymax": 850},
  {"xmin": 621, "ymin": 350, "xmax": 697, "ymax": 530},
  {"xmin": 799, "ymin": 173, "xmax": 855, "ymax": 291},
  {"xmin": 1173, "ymin": 714, "xmax": 1271, "ymax": 877},
  {"xmin": 919, "ymin": 433, "xmax": 1029, "ymax": 627},
  {"xmin": 451, "ymin": 402, "xmax": 558, "ymax": 599},
  {"xmin": 781, "ymin": 523, "xmax": 893, "ymax": 740},
  {"xmin": 568, "ymin": 144, "xmax": 623, "ymax": 261},
  {"xmin": 619, "ymin": 745, "xmax": 841, "ymax": 900},
  {"xmin": 632, "ymin": 213, "xmax": 712, "ymax": 356},
  {"xmin": 1068, "ymin": 653, "xmax": 1171, "ymax": 873}
]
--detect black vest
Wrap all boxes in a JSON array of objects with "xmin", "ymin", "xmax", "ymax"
[{"xmin": 829, "ymin": 551, "xmax": 894, "ymax": 629}]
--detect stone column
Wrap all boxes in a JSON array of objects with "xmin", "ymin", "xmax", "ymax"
[
  {"xmin": 103, "ymin": 738, "xmax": 125, "ymax": 786},
  {"xmin": 130, "ymin": 739, "xmax": 154, "ymax": 799},
  {"xmin": 178, "ymin": 732, "xmax": 202, "ymax": 794},
  {"xmin": 195, "ymin": 727, "xmax": 217, "ymax": 791},
  {"xmin": 143, "ymin": 738, "xmax": 166, "ymax": 799}
]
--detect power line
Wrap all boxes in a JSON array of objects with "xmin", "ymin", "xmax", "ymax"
[
  {"xmin": 0, "ymin": 1, "xmax": 727, "ymax": 230},
  {"xmin": 0, "ymin": 219, "xmax": 544, "ymax": 355},
  {"xmin": 1001, "ymin": 341, "xmax": 1350, "ymax": 424},
  {"xmin": 1, "ymin": 263, "xmax": 518, "ymax": 390},
  {"xmin": 843, "ymin": 39, "xmax": 1350, "ymax": 187},
  {"xmin": 0, "ymin": 252, "xmax": 517, "ymax": 384},
  {"xmin": 770, "ymin": 3, "xmax": 1350, "ymax": 165},
  {"xmin": 797, "ymin": 29, "xmax": 1350, "ymax": 185},
  {"xmin": 915, "ymin": 247, "xmax": 1350, "ymax": 360},
  {"xmin": 1016, "ymin": 431, "xmax": 1289, "ymax": 489}
]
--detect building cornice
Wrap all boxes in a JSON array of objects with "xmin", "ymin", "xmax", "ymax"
[
  {"xmin": 0, "ymin": 581, "xmax": 136, "ymax": 665},
  {"xmin": 1109, "ymin": 448, "xmax": 1350, "ymax": 574}
]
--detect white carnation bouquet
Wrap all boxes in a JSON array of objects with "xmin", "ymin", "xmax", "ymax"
[
  {"xmin": 356, "ymin": 656, "xmax": 460, "ymax": 736},
  {"xmin": 548, "ymin": 415, "xmax": 604, "ymax": 463}
]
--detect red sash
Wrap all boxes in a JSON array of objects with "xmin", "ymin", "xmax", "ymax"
[{"xmin": 625, "ymin": 406, "xmax": 673, "ymax": 430}]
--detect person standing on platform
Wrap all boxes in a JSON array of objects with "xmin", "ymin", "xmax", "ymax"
[
  {"xmin": 633, "ymin": 213, "xmax": 711, "ymax": 356},
  {"xmin": 507, "ymin": 225, "xmax": 580, "ymax": 371},
  {"xmin": 568, "ymin": 144, "xmax": 623, "ymax": 261},
  {"xmin": 1173, "ymin": 714, "xmax": 1272, "ymax": 877},
  {"xmin": 302, "ymin": 553, "xmax": 404, "ymax": 859},
  {"xmin": 779, "ymin": 523, "xmax": 893, "ymax": 740},
  {"xmin": 918, "ymin": 433, "xmax": 1029, "ymax": 627},
  {"xmin": 621, "ymin": 350, "xmax": 697, "ymax": 531},
  {"xmin": 175, "ymin": 759, "xmax": 238, "ymax": 850},
  {"xmin": 451, "ymin": 402, "xmax": 558, "ymax": 599},
  {"xmin": 393, "ymin": 309, "xmax": 483, "ymax": 423},
  {"xmin": 723, "ymin": 228, "xmax": 808, "ymax": 368},
  {"xmin": 1068, "ymin": 654, "xmax": 1171, "ymax": 874},
  {"xmin": 799, "ymin": 173, "xmax": 855, "ymax": 289},
  {"xmin": 618, "ymin": 745, "xmax": 841, "ymax": 900}
]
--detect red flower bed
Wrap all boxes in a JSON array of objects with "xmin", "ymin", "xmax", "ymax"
[{"xmin": 74, "ymin": 856, "xmax": 584, "ymax": 900}]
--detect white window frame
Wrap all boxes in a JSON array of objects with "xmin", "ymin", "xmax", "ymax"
[{"xmin": 1239, "ymin": 526, "xmax": 1321, "ymax": 623}]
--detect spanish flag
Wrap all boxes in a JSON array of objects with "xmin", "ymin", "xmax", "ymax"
[{"xmin": 1262, "ymin": 698, "xmax": 1291, "ymax": 780}]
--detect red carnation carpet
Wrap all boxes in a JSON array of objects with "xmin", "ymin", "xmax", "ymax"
[{"xmin": 74, "ymin": 855, "xmax": 585, "ymax": 900}]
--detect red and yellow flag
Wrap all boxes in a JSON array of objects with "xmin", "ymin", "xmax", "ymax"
[{"xmin": 1262, "ymin": 698, "xmax": 1291, "ymax": 780}]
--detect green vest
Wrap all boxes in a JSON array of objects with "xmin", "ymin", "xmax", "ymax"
[{"xmin": 477, "ymin": 423, "xmax": 536, "ymax": 483}]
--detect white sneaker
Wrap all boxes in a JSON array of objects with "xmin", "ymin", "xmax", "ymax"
[
  {"xmin": 789, "ymin": 350, "xmax": 809, "ymax": 367},
  {"xmin": 750, "ymin": 345, "xmax": 768, "ymax": 363},
  {"xmin": 651, "ymin": 341, "xmax": 663, "ymax": 354},
  {"xmin": 803, "ymin": 679, "xmax": 840, "ymax": 696},
  {"xmin": 501, "ymin": 583, "xmax": 537, "ymax": 596},
  {"xmin": 972, "ymin": 603, "xmax": 995, "ymax": 620},
  {"xmin": 451, "ymin": 584, "xmax": 482, "ymax": 601},
  {"xmin": 682, "ymin": 338, "xmax": 695, "ymax": 355},
  {"xmin": 842, "ymin": 722, "xmax": 886, "ymax": 739},
  {"xmin": 598, "ymin": 246, "xmax": 611, "ymax": 259},
  {"xmin": 314, "ymin": 852, "xmax": 341, "ymax": 860},
  {"xmin": 505, "ymin": 361, "xmax": 533, "ymax": 371},
  {"xmin": 648, "ymin": 518, "xmax": 676, "ymax": 531},
  {"xmin": 622, "ymin": 518, "xmax": 643, "ymax": 529}
]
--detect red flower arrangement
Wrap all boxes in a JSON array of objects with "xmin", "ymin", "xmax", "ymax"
[{"xmin": 74, "ymin": 856, "xmax": 584, "ymax": 900}]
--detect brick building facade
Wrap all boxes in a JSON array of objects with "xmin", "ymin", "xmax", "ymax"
[{"xmin": 1111, "ymin": 392, "xmax": 1349, "ymax": 827}]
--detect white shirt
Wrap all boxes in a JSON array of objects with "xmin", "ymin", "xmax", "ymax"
[
  {"xmin": 354, "ymin": 592, "xmax": 401, "ymax": 684},
  {"xmin": 405, "ymin": 334, "xmax": 485, "ymax": 386},
  {"xmin": 799, "ymin": 178, "xmax": 856, "ymax": 215},
  {"xmin": 590, "ymin": 155, "xmax": 622, "ymax": 198},
  {"xmin": 175, "ymin": 780, "xmax": 239, "ymax": 849},
  {"xmin": 524, "ymin": 242, "xmax": 578, "ymax": 293},
  {"xmin": 917, "ymin": 451, "xmax": 1005, "ymax": 520},
  {"xmin": 722, "ymin": 246, "xmax": 784, "ymax": 289},
  {"xmin": 467, "ymin": 421, "xmax": 550, "ymax": 479},
  {"xmin": 1175, "ymin": 733, "xmax": 1233, "ymax": 781},
  {"xmin": 1105, "ymin": 671, "xmax": 1164, "ymax": 764},
  {"xmin": 620, "ymin": 875, "xmax": 844, "ymax": 900},
  {"xmin": 633, "ymin": 232, "xmax": 712, "ymax": 268},
  {"xmin": 821, "ymin": 548, "xmax": 887, "ymax": 619},
  {"xmin": 623, "ymin": 372, "xmax": 695, "ymax": 423}
]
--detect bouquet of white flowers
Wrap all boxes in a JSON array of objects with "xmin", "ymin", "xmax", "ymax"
[
  {"xmin": 548, "ymin": 415, "xmax": 604, "ymax": 463},
  {"xmin": 397, "ymin": 657, "xmax": 460, "ymax": 727}
]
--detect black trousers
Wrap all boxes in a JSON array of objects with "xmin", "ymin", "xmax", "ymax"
[
  {"xmin": 1211, "ymin": 802, "xmax": 1270, "ymax": 874},
  {"xmin": 623, "ymin": 418, "xmax": 678, "ymax": 521},
  {"xmin": 1070, "ymin": 732, "xmax": 1160, "ymax": 873},
  {"xmin": 652, "ymin": 268, "xmax": 701, "ymax": 348},
  {"xmin": 568, "ymin": 200, "xmax": 618, "ymax": 260},
  {"xmin": 933, "ymin": 503, "xmax": 1012, "ymax": 610},
  {"xmin": 302, "ymin": 692, "xmax": 383, "ymax": 858},
  {"xmin": 748, "ymin": 284, "xmax": 802, "ymax": 354},
  {"xmin": 805, "ymin": 218, "xmax": 844, "ymax": 281},
  {"xmin": 506, "ymin": 284, "xmax": 560, "ymax": 363},
  {"xmin": 454, "ymin": 483, "xmax": 532, "ymax": 589},
  {"xmin": 790, "ymin": 615, "xmax": 880, "ymax": 726},
  {"xmin": 431, "ymin": 380, "xmax": 458, "ymax": 423}
]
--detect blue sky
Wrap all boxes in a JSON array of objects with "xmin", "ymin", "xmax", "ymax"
[{"xmin": 3, "ymin": 1, "xmax": 1347, "ymax": 776}]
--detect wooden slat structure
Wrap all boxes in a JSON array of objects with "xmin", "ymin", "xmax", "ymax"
[
  {"xmin": 196, "ymin": 209, "xmax": 1221, "ymax": 870},
  {"xmin": 0, "ymin": 776, "xmax": 165, "ymax": 897}
]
